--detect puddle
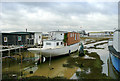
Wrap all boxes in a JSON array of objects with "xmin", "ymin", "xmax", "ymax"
[{"xmin": 83, "ymin": 55, "xmax": 96, "ymax": 59}]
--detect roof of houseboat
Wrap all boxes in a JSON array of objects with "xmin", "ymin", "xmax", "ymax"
[{"xmin": 48, "ymin": 30, "xmax": 67, "ymax": 33}]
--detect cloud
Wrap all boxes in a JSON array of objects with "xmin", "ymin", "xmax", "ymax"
[{"xmin": 0, "ymin": 2, "xmax": 118, "ymax": 32}]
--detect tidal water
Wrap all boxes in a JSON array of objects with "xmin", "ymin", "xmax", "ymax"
[{"xmin": 86, "ymin": 44, "xmax": 109, "ymax": 75}]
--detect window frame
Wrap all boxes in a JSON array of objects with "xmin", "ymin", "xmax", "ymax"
[
  {"xmin": 46, "ymin": 42, "xmax": 51, "ymax": 45},
  {"xmin": 56, "ymin": 42, "xmax": 59, "ymax": 46}
]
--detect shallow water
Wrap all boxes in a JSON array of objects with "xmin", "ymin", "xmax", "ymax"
[
  {"xmin": 2, "ymin": 51, "xmax": 36, "ymax": 74},
  {"xmin": 85, "ymin": 44, "xmax": 109, "ymax": 76}
]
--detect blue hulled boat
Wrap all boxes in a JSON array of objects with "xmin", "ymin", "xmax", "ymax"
[{"xmin": 108, "ymin": 29, "xmax": 120, "ymax": 73}]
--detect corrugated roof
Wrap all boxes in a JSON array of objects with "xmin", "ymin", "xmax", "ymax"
[
  {"xmin": 2, "ymin": 32, "xmax": 29, "ymax": 35},
  {"xmin": 12, "ymin": 32, "xmax": 34, "ymax": 34}
]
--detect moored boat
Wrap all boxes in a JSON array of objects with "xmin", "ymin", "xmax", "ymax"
[
  {"xmin": 28, "ymin": 31, "xmax": 80, "ymax": 57},
  {"xmin": 108, "ymin": 29, "xmax": 120, "ymax": 73}
]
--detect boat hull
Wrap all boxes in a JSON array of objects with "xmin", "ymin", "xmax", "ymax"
[
  {"xmin": 28, "ymin": 43, "xmax": 80, "ymax": 57},
  {"xmin": 109, "ymin": 53, "xmax": 120, "ymax": 73},
  {"xmin": 108, "ymin": 56, "xmax": 120, "ymax": 79},
  {"xmin": 108, "ymin": 46, "xmax": 120, "ymax": 73}
]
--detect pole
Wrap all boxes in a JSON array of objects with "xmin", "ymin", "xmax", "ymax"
[
  {"xmin": 8, "ymin": 48, "xmax": 10, "ymax": 56},
  {"xmin": 48, "ymin": 54, "xmax": 51, "ymax": 78},
  {"xmin": 20, "ymin": 48, "xmax": 22, "ymax": 77},
  {"xmin": 49, "ymin": 54, "xmax": 51, "ymax": 66},
  {"xmin": 19, "ymin": 48, "xmax": 22, "ymax": 78},
  {"xmin": 0, "ymin": 31, "xmax": 2, "ymax": 80},
  {"xmin": 19, "ymin": 48, "xmax": 21, "ymax": 78},
  {"xmin": 29, "ymin": 39, "xmax": 30, "ymax": 46},
  {"xmin": 40, "ymin": 47, "xmax": 42, "ymax": 63},
  {"xmin": 21, "ymin": 55, "xmax": 22, "ymax": 66}
]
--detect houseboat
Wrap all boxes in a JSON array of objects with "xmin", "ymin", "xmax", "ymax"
[
  {"xmin": 108, "ymin": 29, "xmax": 120, "ymax": 73},
  {"xmin": 28, "ymin": 31, "xmax": 80, "ymax": 57},
  {"xmin": 2, "ymin": 32, "xmax": 42, "ymax": 46}
]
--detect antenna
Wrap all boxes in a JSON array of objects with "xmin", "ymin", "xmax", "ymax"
[{"xmin": 26, "ymin": 28, "xmax": 27, "ymax": 32}]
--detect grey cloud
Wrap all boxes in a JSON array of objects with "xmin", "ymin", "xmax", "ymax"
[
  {"xmin": 18, "ymin": 2, "xmax": 118, "ymax": 15},
  {"xmin": 1, "ymin": 2, "xmax": 118, "ymax": 32}
]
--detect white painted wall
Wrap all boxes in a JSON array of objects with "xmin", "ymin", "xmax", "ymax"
[
  {"xmin": 49, "ymin": 32, "xmax": 64, "ymax": 40},
  {"xmin": 34, "ymin": 32, "xmax": 42, "ymax": 45},
  {"xmin": 113, "ymin": 31, "xmax": 120, "ymax": 52}
]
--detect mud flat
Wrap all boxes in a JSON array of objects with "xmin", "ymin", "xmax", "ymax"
[{"xmin": 63, "ymin": 50, "xmax": 111, "ymax": 79}]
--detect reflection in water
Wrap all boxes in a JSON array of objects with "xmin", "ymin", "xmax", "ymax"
[
  {"xmin": 2, "ymin": 51, "xmax": 34, "ymax": 69},
  {"xmin": 2, "ymin": 51, "xmax": 36, "ymax": 78},
  {"xmin": 2, "ymin": 51, "xmax": 78, "ymax": 79}
]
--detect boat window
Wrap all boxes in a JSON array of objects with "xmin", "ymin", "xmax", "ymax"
[
  {"xmin": 75, "ymin": 34, "xmax": 76, "ymax": 40},
  {"xmin": 78, "ymin": 34, "xmax": 79, "ymax": 39},
  {"xmin": 70, "ymin": 33, "xmax": 72, "ymax": 37},
  {"xmin": 77, "ymin": 34, "xmax": 79, "ymax": 39},
  {"xmin": 32, "ymin": 35, "xmax": 34, "ymax": 39},
  {"xmin": 18, "ymin": 36, "xmax": 22, "ymax": 41},
  {"xmin": 73, "ymin": 33, "xmax": 74, "ymax": 37},
  {"xmin": 56, "ymin": 42, "xmax": 59, "ymax": 46},
  {"xmin": 61, "ymin": 42, "xmax": 63, "ymax": 45},
  {"xmin": 46, "ymin": 43, "xmax": 51, "ymax": 45},
  {"xmin": 4, "ymin": 37, "xmax": 7, "ymax": 42}
]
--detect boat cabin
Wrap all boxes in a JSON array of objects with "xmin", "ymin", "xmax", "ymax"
[
  {"xmin": 64, "ymin": 32, "xmax": 80, "ymax": 46},
  {"xmin": 42, "ymin": 31, "xmax": 80, "ymax": 49}
]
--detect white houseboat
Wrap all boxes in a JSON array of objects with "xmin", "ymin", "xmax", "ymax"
[{"xmin": 28, "ymin": 31, "xmax": 80, "ymax": 57}]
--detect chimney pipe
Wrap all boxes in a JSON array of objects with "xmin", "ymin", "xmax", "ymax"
[{"xmin": 26, "ymin": 28, "xmax": 27, "ymax": 32}]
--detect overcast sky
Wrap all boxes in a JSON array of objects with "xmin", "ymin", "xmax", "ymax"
[{"xmin": 0, "ymin": 2, "xmax": 118, "ymax": 32}]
